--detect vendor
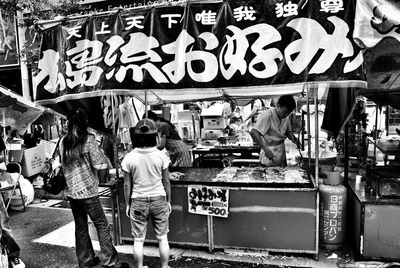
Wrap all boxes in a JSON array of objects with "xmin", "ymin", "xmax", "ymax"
[
  {"xmin": 244, "ymin": 98, "xmax": 267, "ymax": 127},
  {"xmin": 250, "ymin": 95, "xmax": 301, "ymax": 167},
  {"xmin": 224, "ymin": 116, "xmax": 243, "ymax": 136},
  {"xmin": 145, "ymin": 111, "xmax": 192, "ymax": 167}
]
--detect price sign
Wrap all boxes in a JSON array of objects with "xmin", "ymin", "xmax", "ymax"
[{"xmin": 187, "ymin": 185, "xmax": 229, "ymax": 218}]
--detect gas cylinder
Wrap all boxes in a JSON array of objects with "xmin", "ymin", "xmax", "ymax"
[{"xmin": 319, "ymin": 171, "xmax": 347, "ymax": 250}]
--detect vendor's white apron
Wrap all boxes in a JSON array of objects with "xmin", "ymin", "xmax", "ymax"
[{"xmin": 260, "ymin": 143, "xmax": 287, "ymax": 167}]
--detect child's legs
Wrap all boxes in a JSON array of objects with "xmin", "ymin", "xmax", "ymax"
[
  {"xmin": 130, "ymin": 199, "xmax": 150, "ymax": 268},
  {"xmin": 150, "ymin": 196, "xmax": 170, "ymax": 267},
  {"xmin": 133, "ymin": 237, "xmax": 145, "ymax": 268},
  {"xmin": 157, "ymin": 234, "xmax": 169, "ymax": 268}
]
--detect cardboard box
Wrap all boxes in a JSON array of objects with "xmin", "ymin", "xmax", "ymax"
[
  {"xmin": 203, "ymin": 117, "xmax": 227, "ymax": 130},
  {"xmin": 201, "ymin": 129, "xmax": 224, "ymax": 140},
  {"xmin": 21, "ymin": 145, "xmax": 46, "ymax": 177}
]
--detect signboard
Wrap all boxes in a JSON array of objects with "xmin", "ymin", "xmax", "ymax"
[
  {"xmin": 188, "ymin": 185, "xmax": 229, "ymax": 218},
  {"xmin": 320, "ymin": 193, "xmax": 346, "ymax": 244},
  {"xmin": 34, "ymin": 0, "xmax": 366, "ymax": 106}
]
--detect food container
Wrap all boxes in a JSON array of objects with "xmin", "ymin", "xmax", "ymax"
[{"xmin": 300, "ymin": 150, "xmax": 337, "ymax": 173}]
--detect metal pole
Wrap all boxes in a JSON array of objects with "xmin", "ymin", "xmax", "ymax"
[
  {"xmin": 110, "ymin": 92, "xmax": 121, "ymax": 245},
  {"xmin": 385, "ymin": 105, "xmax": 389, "ymax": 136},
  {"xmin": 17, "ymin": 11, "xmax": 31, "ymax": 100},
  {"xmin": 373, "ymin": 105, "xmax": 379, "ymax": 161},
  {"xmin": 2, "ymin": 109, "xmax": 5, "ymax": 138},
  {"xmin": 1, "ymin": 109, "xmax": 6, "ymax": 163},
  {"xmin": 144, "ymin": 91, "xmax": 148, "ymax": 118},
  {"xmin": 192, "ymin": 113, "xmax": 196, "ymax": 140},
  {"xmin": 111, "ymin": 93, "xmax": 118, "ymax": 175},
  {"xmin": 306, "ymin": 85, "xmax": 311, "ymax": 170},
  {"xmin": 314, "ymin": 86, "xmax": 319, "ymax": 188},
  {"xmin": 207, "ymin": 215, "xmax": 214, "ymax": 253},
  {"xmin": 344, "ymin": 124, "xmax": 349, "ymax": 183}
]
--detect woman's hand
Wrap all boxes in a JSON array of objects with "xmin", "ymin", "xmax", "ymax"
[
  {"xmin": 263, "ymin": 146, "xmax": 274, "ymax": 160},
  {"xmin": 295, "ymin": 139, "xmax": 302, "ymax": 149},
  {"xmin": 168, "ymin": 202, "xmax": 172, "ymax": 212},
  {"xmin": 125, "ymin": 204, "xmax": 130, "ymax": 218}
]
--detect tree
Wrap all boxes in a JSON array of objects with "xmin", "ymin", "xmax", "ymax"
[{"xmin": 0, "ymin": 0, "xmax": 85, "ymax": 68}]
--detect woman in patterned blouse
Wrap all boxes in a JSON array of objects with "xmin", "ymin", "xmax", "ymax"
[{"xmin": 60, "ymin": 109, "xmax": 128, "ymax": 268}]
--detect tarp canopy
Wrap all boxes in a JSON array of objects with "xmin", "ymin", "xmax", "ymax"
[
  {"xmin": 0, "ymin": 85, "xmax": 45, "ymax": 134},
  {"xmin": 353, "ymin": 0, "xmax": 400, "ymax": 109},
  {"xmin": 356, "ymin": 38, "xmax": 400, "ymax": 109},
  {"xmin": 33, "ymin": 0, "xmax": 367, "ymax": 132}
]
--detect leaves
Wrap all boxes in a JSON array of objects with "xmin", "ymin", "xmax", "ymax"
[{"xmin": 0, "ymin": 0, "xmax": 85, "ymax": 68}]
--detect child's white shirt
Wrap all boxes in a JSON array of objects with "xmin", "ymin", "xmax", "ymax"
[{"xmin": 121, "ymin": 147, "xmax": 170, "ymax": 198}]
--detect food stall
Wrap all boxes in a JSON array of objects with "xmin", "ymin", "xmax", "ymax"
[
  {"xmin": 116, "ymin": 165, "xmax": 318, "ymax": 253},
  {"xmin": 343, "ymin": 1, "xmax": 400, "ymax": 260},
  {"xmin": 33, "ymin": 0, "xmax": 367, "ymax": 258}
]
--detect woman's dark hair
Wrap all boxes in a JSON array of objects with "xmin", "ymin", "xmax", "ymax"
[
  {"xmin": 277, "ymin": 95, "xmax": 296, "ymax": 111},
  {"xmin": 62, "ymin": 109, "xmax": 90, "ymax": 165},
  {"xmin": 132, "ymin": 133, "xmax": 158, "ymax": 148},
  {"xmin": 10, "ymin": 129, "xmax": 19, "ymax": 138},
  {"xmin": 144, "ymin": 110, "xmax": 159, "ymax": 121},
  {"xmin": 144, "ymin": 110, "xmax": 176, "ymax": 130}
]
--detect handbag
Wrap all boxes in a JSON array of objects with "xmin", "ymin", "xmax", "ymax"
[{"xmin": 41, "ymin": 138, "xmax": 66, "ymax": 195}]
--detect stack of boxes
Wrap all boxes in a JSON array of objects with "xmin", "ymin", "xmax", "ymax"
[{"xmin": 201, "ymin": 103, "xmax": 227, "ymax": 141}]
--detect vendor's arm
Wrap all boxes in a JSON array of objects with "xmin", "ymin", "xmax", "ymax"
[
  {"xmin": 285, "ymin": 120, "xmax": 301, "ymax": 149},
  {"xmin": 244, "ymin": 100, "xmax": 261, "ymax": 122},
  {"xmin": 250, "ymin": 128, "xmax": 274, "ymax": 160},
  {"xmin": 287, "ymin": 131, "xmax": 301, "ymax": 149},
  {"xmin": 245, "ymin": 106, "xmax": 258, "ymax": 122},
  {"xmin": 123, "ymin": 171, "xmax": 132, "ymax": 217}
]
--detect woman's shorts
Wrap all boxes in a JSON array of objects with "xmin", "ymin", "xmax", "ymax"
[{"xmin": 129, "ymin": 195, "xmax": 170, "ymax": 239}]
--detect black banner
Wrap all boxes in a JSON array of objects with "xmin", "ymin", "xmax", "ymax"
[{"xmin": 34, "ymin": 0, "xmax": 366, "ymax": 104}]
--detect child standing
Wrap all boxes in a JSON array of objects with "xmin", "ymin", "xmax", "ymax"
[{"xmin": 122, "ymin": 119, "xmax": 171, "ymax": 268}]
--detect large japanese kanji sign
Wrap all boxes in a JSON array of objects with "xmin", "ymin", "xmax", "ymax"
[{"xmin": 34, "ymin": 0, "xmax": 366, "ymax": 107}]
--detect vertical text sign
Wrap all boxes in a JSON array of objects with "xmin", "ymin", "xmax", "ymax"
[{"xmin": 187, "ymin": 185, "xmax": 229, "ymax": 218}]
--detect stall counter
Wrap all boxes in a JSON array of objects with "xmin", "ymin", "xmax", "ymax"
[
  {"xmin": 348, "ymin": 180, "xmax": 400, "ymax": 261},
  {"xmin": 191, "ymin": 146, "xmax": 260, "ymax": 167},
  {"xmin": 117, "ymin": 167, "xmax": 318, "ymax": 257}
]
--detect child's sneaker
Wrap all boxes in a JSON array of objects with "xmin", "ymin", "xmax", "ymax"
[{"xmin": 9, "ymin": 257, "xmax": 25, "ymax": 268}]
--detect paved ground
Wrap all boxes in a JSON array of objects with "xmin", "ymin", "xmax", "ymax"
[{"xmin": 6, "ymin": 200, "xmax": 398, "ymax": 268}]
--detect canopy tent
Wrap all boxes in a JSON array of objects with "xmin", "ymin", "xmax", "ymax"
[
  {"xmin": 0, "ymin": 85, "xmax": 44, "ymax": 134},
  {"xmin": 353, "ymin": 0, "xmax": 400, "ymax": 109},
  {"xmin": 32, "ymin": 0, "xmax": 367, "ymax": 133},
  {"xmin": 320, "ymin": 0, "xmax": 400, "ymax": 137},
  {"xmin": 356, "ymin": 37, "xmax": 400, "ymax": 109}
]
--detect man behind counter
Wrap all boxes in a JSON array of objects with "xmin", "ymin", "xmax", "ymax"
[{"xmin": 250, "ymin": 95, "xmax": 301, "ymax": 167}]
